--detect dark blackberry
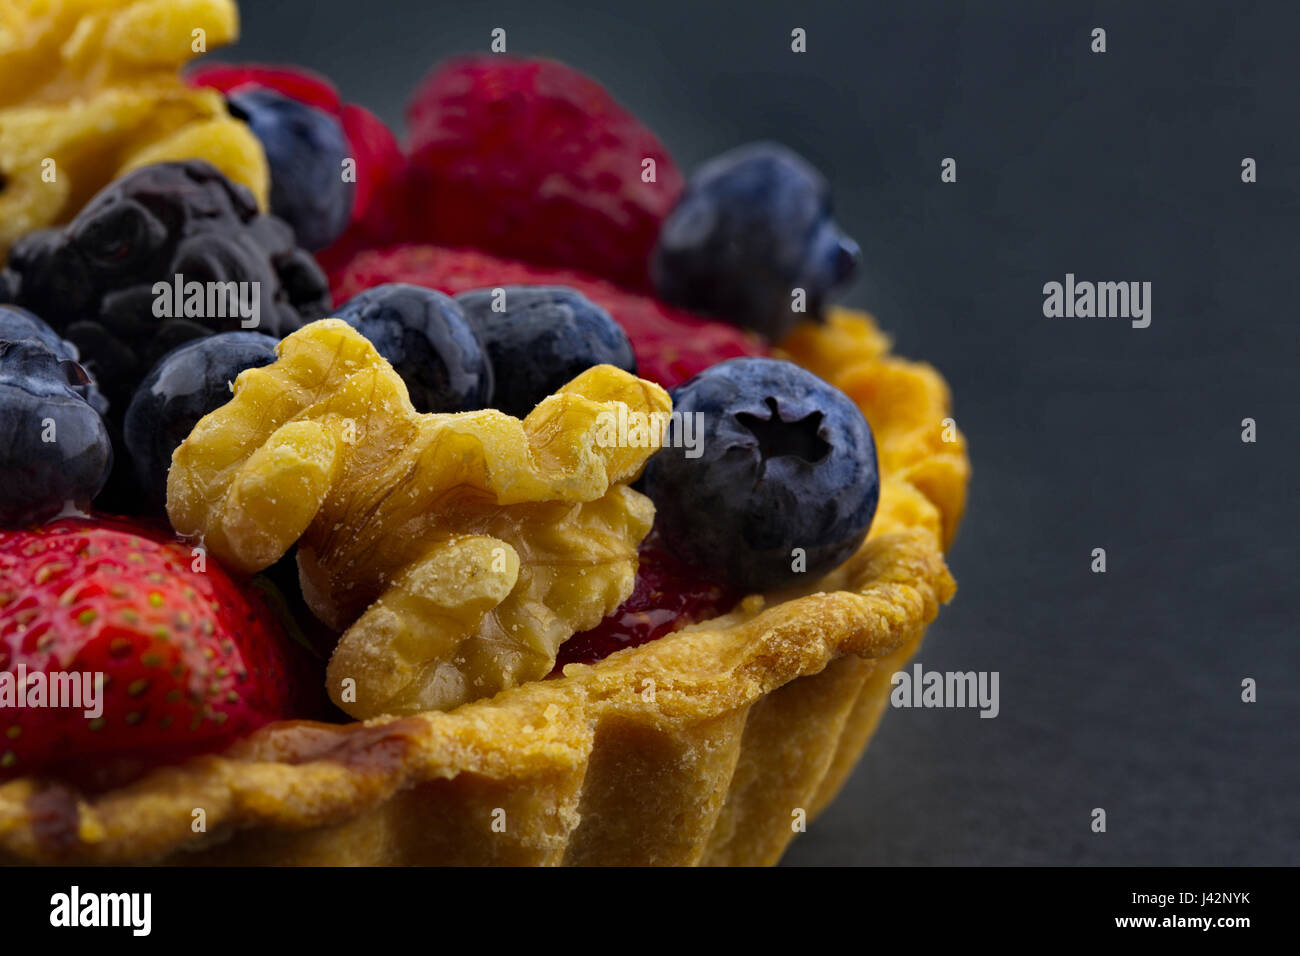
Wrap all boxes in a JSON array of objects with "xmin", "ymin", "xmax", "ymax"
[{"xmin": 0, "ymin": 160, "xmax": 331, "ymax": 414}]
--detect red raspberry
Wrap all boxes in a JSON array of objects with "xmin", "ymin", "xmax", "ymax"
[
  {"xmin": 188, "ymin": 63, "xmax": 411, "ymax": 272},
  {"xmin": 319, "ymin": 103, "xmax": 411, "ymax": 273},
  {"xmin": 405, "ymin": 56, "xmax": 683, "ymax": 292},
  {"xmin": 331, "ymin": 245, "xmax": 767, "ymax": 389},
  {"xmin": 187, "ymin": 63, "xmax": 342, "ymax": 113},
  {"xmin": 554, "ymin": 535, "xmax": 740, "ymax": 668}
]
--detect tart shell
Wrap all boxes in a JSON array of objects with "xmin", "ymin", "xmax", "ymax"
[{"xmin": 0, "ymin": 308, "xmax": 969, "ymax": 865}]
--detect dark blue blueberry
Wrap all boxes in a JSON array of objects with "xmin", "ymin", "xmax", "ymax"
[
  {"xmin": 0, "ymin": 339, "xmax": 113, "ymax": 526},
  {"xmin": 227, "ymin": 87, "xmax": 355, "ymax": 251},
  {"xmin": 123, "ymin": 332, "xmax": 280, "ymax": 508},
  {"xmin": 0, "ymin": 304, "xmax": 75, "ymax": 358},
  {"xmin": 454, "ymin": 286, "xmax": 637, "ymax": 418},
  {"xmin": 0, "ymin": 304, "xmax": 108, "ymax": 415},
  {"xmin": 652, "ymin": 142, "xmax": 860, "ymax": 341},
  {"xmin": 643, "ymin": 357, "xmax": 878, "ymax": 592},
  {"xmin": 334, "ymin": 283, "xmax": 493, "ymax": 414}
]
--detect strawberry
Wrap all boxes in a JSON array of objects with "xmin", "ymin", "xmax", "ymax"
[
  {"xmin": 0, "ymin": 517, "xmax": 299, "ymax": 789},
  {"xmin": 405, "ymin": 56, "xmax": 683, "ymax": 291},
  {"xmin": 332, "ymin": 245, "xmax": 767, "ymax": 389},
  {"xmin": 188, "ymin": 63, "xmax": 411, "ymax": 272}
]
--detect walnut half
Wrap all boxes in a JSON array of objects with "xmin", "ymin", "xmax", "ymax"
[{"xmin": 168, "ymin": 319, "xmax": 671, "ymax": 717}]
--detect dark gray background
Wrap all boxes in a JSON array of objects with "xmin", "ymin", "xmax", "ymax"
[{"xmin": 214, "ymin": 0, "xmax": 1298, "ymax": 865}]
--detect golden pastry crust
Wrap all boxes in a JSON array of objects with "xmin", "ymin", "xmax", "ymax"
[
  {"xmin": 0, "ymin": 307, "xmax": 969, "ymax": 865},
  {"xmin": 0, "ymin": 0, "xmax": 267, "ymax": 254}
]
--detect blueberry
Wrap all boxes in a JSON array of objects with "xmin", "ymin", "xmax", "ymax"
[
  {"xmin": 227, "ymin": 88, "xmax": 355, "ymax": 251},
  {"xmin": 334, "ymin": 283, "xmax": 493, "ymax": 414},
  {"xmin": 643, "ymin": 357, "xmax": 878, "ymax": 592},
  {"xmin": 0, "ymin": 304, "xmax": 108, "ymax": 416},
  {"xmin": 0, "ymin": 339, "xmax": 113, "ymax": 525},
  {"xmin": 0, "ymin": 305, "xmax": 67, "ymax": 356},
  {"xmin": 652, "ymin": 142, "xmax": 860, "ymax": 341},
  {"xmin": 123, "ymin": 332, "xmax": 280, "ymax": 508},
  {"xmin": 455, "ymin": 286, "xmax": 637, "ymax": 418}
]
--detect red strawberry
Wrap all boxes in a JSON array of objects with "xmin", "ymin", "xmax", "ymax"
[
  {"xmin": 188, "ymin": 63, "xmax": 411, "ymax": 271},
  {"xmin": 332, "ymin": 245, "xmax": 767, "ymax": 389},
  {"xmin": 554, "ymin": 534, "xmax": 739, "ymax": 669},
  {"xmin": 405, "ymin": 56, "xmax": 683, "ymax": 291},
  {"xmin": 0, "ymin": 517, "xmax": 300, "ymax": 789}
]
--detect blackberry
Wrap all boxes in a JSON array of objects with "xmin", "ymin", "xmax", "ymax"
[{"xmin": 0, "ymin": 160, "xmax": 331, "ymax": 414}]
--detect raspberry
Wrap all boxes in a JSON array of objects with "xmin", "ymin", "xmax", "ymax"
[
  {"xmin": 332, "ymin": 245, "xmax": 767, "ymax": 389},
  {"xmin": 187, "ymin": 63, "xmax": 342, "ymax": 113},
  {"xmin": 405, "ymin": 56, "xmax": 683, "ymax": 291},
  {"xmin": 554, "ymin": 535, "xmax": 740, "ymax": 668}
]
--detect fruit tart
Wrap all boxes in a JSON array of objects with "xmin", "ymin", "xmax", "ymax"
[{"xmin": 0, "ymin": 20, "xmax": 968, "ymax": 865}]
